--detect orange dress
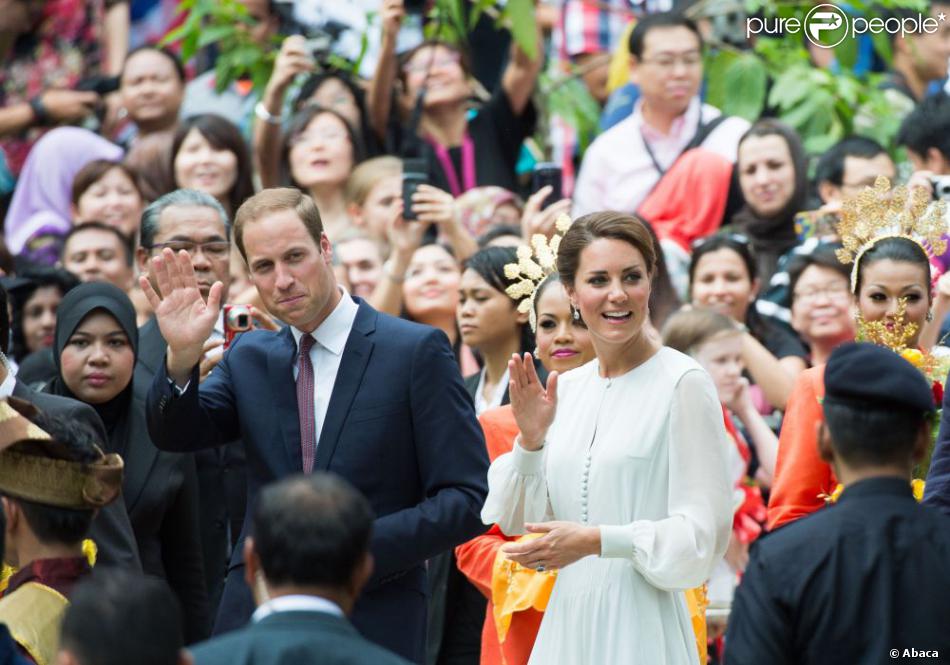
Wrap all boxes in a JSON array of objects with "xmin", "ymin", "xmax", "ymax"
[
  {"xmin": 766, "ymin": 365, "xmax": 838, "ymax": 531},
  {"xmin": 455, "ymin": 405, "xmax": 543, "ymax": 665}
]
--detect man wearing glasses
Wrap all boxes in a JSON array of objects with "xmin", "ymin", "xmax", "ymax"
[
  {"xmin": 572, "ymin": 11, "xmax": 749, "ymax": 217},
  {"xmin": 134, "ymin": 189, "xmax": 249, "ymax": 621}
]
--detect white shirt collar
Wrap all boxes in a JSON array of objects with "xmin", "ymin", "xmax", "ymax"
[
  {"xmin": 634, "ymin": 96, "xmax": 701, "ymax": 140},
  {"xmin": 290, "ymin": 289, "xmax": 358, "ymax": 355},
  {"xmin": 0, "ymin": 354, "xmax": 15, "ymax": 399},
  {"xmin": 251, "ymin": 594, "xmax": 344, "ymax": 622}
]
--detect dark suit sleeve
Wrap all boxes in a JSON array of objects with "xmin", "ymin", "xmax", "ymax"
[
  {"xmin": 68, "ymin": 402, "xmax": 143, "ymax": 571},
  {"xmin": 723, "ymin": 545, "xmax": 793, "ymax": 665},
  {"xmin": 160, "ymin": 453, "xmax": 212, "ymax": 644},
  {"xmin": 368, "ymin": 329, "xmax": 489, "ymax": 584},
  {"xmin": 924, "ymin": 366, "xmax": 950, "ymax": 516},
  {"xmin": 146, "ymin": 342, "xmax": 241, "ymax": 453}
]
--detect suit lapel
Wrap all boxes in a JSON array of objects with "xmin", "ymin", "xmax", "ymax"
[
  {"xmin": 313, "ymin": 304, "xmax": 375, "ymax": 471},
  {"xmin": 269, "ymin": 326, "xmax": 304, "ymax": 473}
]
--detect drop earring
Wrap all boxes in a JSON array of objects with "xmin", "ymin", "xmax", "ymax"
[
  {"xmin": 927, "ymin": 311, "xmax": 935, "ymax": 322},
  {"xmin": 572, "ymin": 306, "xmax": 580, "ymax": 321}
]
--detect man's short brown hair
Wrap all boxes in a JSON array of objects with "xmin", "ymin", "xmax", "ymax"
[{"xmin": 234, "ymin": 188, "xmax": 324, "ymax": 260}]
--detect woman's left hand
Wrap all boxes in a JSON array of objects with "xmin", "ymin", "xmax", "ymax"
[
  {"xmin": 411, "ymin": 184, "xmax": 458, "ymax": 227},
  {"xmin": 500, "ymin": 521, "xmax": 600, "ymax": 571}
]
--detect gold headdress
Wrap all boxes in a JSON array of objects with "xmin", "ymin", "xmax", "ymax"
[
  {"xmin": 835, "ymin": 176, "xmax": 947, "ymax": 293},
  {"xmin": 504, "ymin": 215, "xmax": 573, "ymax": 331},
  {"xmin": 0, "ymin": 398, "xmax": 123, "ymax": 510}
]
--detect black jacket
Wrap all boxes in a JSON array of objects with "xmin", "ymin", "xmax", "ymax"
[
  {"xmin": 726, "ymin": 477, "xmax": 950, "ymax": 665},
  {"xmin": 191, "ymin": 609, "xmax": 413, "ymax": 665}
]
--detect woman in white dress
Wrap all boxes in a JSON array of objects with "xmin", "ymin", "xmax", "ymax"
[{"xmin": 481, "ymin": 212, "xmax": 734, "ymax": 664}]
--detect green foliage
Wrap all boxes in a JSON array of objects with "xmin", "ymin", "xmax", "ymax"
[
  {"xmin": 537, "ymin": 68, "xmax": 602, "ymax": 156},
  {"xmin": 424, "ymin": 0, "xmax": 537, "ymax": 60},
  {"xmin": 702, "ymin": 0, "xmax": 931, "ymax": 156},
  {"xmin": 162, "ymin": 0, "xmax": 367, "ymax": 95}
]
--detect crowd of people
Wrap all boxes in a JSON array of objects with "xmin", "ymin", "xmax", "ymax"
[{"xmin": 3, "ymin": 1, "xmax": 950, "ymax": 664}]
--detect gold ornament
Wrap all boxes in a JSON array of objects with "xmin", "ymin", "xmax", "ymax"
[
  {"xmin": 504, "ymin": 214, "xmax": 573, "ymax": 332},
  {"xmin": 854, "ymin": 297, "xmax": 918, "ymax": 352},
  {"xmin": 835, "ymin": 176, "xmax": 947, "ymax": 293}
]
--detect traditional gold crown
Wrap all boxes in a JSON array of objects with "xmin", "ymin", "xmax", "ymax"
[
  {"xmin": 504, "ymin": 214, "xmax": 573, "ymax": 332},
  {"xmin": 835, "ymin": 176, "xmax": 947, "ymax": 292}
]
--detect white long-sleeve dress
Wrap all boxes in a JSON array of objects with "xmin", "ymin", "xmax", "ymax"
[{"xmin": 481, "ymin": 347, "xmax": 733, "ymax": 664}]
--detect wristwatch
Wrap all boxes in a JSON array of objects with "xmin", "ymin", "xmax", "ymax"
[
  {"xmin": 29, "ymin": 95, "xmax": 50, "ymax": 126},
  {"xmin": 254, "ymin": 101, "xmax": 282, "ymax": 126}
]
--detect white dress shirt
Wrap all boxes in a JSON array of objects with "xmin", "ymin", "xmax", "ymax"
[
  {"xmin": 251, "ymin": 594, "xmax": 344, "ymax": 623},
  {"xmin": 290, "ymin": 290, "xmax": 359, "ymax": 445},
  {"xmin": 572, "ymin": 97, "xmax": 750, "ymax": 217},
  {"xmin": 473, "ymin": 367, "xmax": 510, "ymax": 416}
]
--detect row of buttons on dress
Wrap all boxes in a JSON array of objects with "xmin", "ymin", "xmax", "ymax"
[{"xmin": 581, "ymin": 378, "xmax": 609, "ymax": 524}]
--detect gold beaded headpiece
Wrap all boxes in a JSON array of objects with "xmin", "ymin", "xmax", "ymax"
[
  {"xmin": 504, "ymin": 214, "xmax": 573, "ymax": 332},
  {"xmin": 835, "ymin": 176, "xmax": 947, "ymax": 293}
]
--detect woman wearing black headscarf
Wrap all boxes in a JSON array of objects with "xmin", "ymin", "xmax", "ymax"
[{"xmin": 44, "ymin": 282, "xmax": 210, "ymax": 642}]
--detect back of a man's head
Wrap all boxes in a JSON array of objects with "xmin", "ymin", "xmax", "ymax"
[
  {"xmin": 58, "ymin": 570, "xmax": 185, "ymax": 665},
  {"xmin": 897, "ymin": 93, "xmax": 950, "ymax": 171},
  {"xmin": 252, "ymin": 473, "xmax": 374, "ymax": 590}
]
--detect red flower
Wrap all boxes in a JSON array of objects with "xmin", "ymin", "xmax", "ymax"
[{"xmin": 933, "ymin": 381, "xmax": 944, "ymax": 406}]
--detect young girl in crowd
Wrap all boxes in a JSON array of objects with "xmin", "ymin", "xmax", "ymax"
[
  {"xmin": 729, "ymin": 120, "xmax": 809, "ymax": 285},
  {"xmin": 71, "ymin": 160, "xmax": 144, "ymax": 241},
  {"xmin": 171, "ymin": 114, "xmax": 254, "ymax": 217},
  {"xmin": 689, "ymin": 234, "xmax": 808, "ymax": 410},
  {"xmin": 344, "ymin": 156, "xmax": 402, "ymax": 244},
  {"xmin": 281, "ymin": 105, "xmax": 365, "ymax": 240},
  {"xmin": 459, "ymin": 246, "xmax": 538, "ymax": 415},
  {"xmin": 662, "ymin": 307, "xmax": 776, "ymax": 649}
]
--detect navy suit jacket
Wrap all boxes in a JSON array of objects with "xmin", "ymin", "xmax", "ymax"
[
  {"xmin": 925, "ymin": 365, "xmax": 950, "ymax": 515},
  {"xmin": 146, "ymin": 298, "xmax": 489, "ymax": 662}
]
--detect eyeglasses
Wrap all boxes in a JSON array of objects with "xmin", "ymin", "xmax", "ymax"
[
  {"xmin": 289, "ymin": 129, "xmax": 348, "ymax": 148},
  {"xmin": 793, "ymin": 283, "xmax": 851, "ymax": 303},
  {"xmin": 639, "ymin": 51, "xmax": 703, "ymax": 71},
  {"xmin": 149, "ymin": 240, "xmax": 230, "ymax": 260},
  {"xmin": 403, "ymin": 52, "xmax": 462, "ymax": 75}
]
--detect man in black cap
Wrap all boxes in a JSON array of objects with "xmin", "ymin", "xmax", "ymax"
[{"xmin": 725, "ymin": 342, "xmax": 950, "ymax": 665}]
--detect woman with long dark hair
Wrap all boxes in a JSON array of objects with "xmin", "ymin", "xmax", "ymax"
[{"xmin": 171, "ymin": 114, "xmax": 254, "ymax": 217}]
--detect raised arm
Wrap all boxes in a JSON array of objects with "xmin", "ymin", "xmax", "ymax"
[
  {"xmin": 500, "ymin": 9, "xmax": 544, "ymax": 117},
  {"xmin": 367, "ymin": 0, "xmax": 404, "ymax": 143},
  {"xmin": 253, "ymin": 36, "xmax": 315, "ymax": 188},
  {"xmin": 138, "ymin": 248, "xmax": 223, "ymax": 386}
]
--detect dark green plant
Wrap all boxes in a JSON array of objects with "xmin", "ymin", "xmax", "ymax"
[{"xmin": 701, "ymin": 0, "xmax": 930, "ymax": 155}]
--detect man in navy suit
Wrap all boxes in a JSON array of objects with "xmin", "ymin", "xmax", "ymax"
[{"xmin": 143, "ymin": 187, "xmax": 489, "ymax": 663}]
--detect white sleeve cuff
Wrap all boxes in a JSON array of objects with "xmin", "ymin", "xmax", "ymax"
[
  {"xmin": 511, "ymin": 436, "xmax": 546, "ymax": 475},
  {"xmin": 600, "ymin": 522, "xmax": 653, "ymax": 560}
]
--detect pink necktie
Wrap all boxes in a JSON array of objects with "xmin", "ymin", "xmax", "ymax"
[{"xmin": 297, "ymin": 334, "xmax": 316, "ymax": 473}]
